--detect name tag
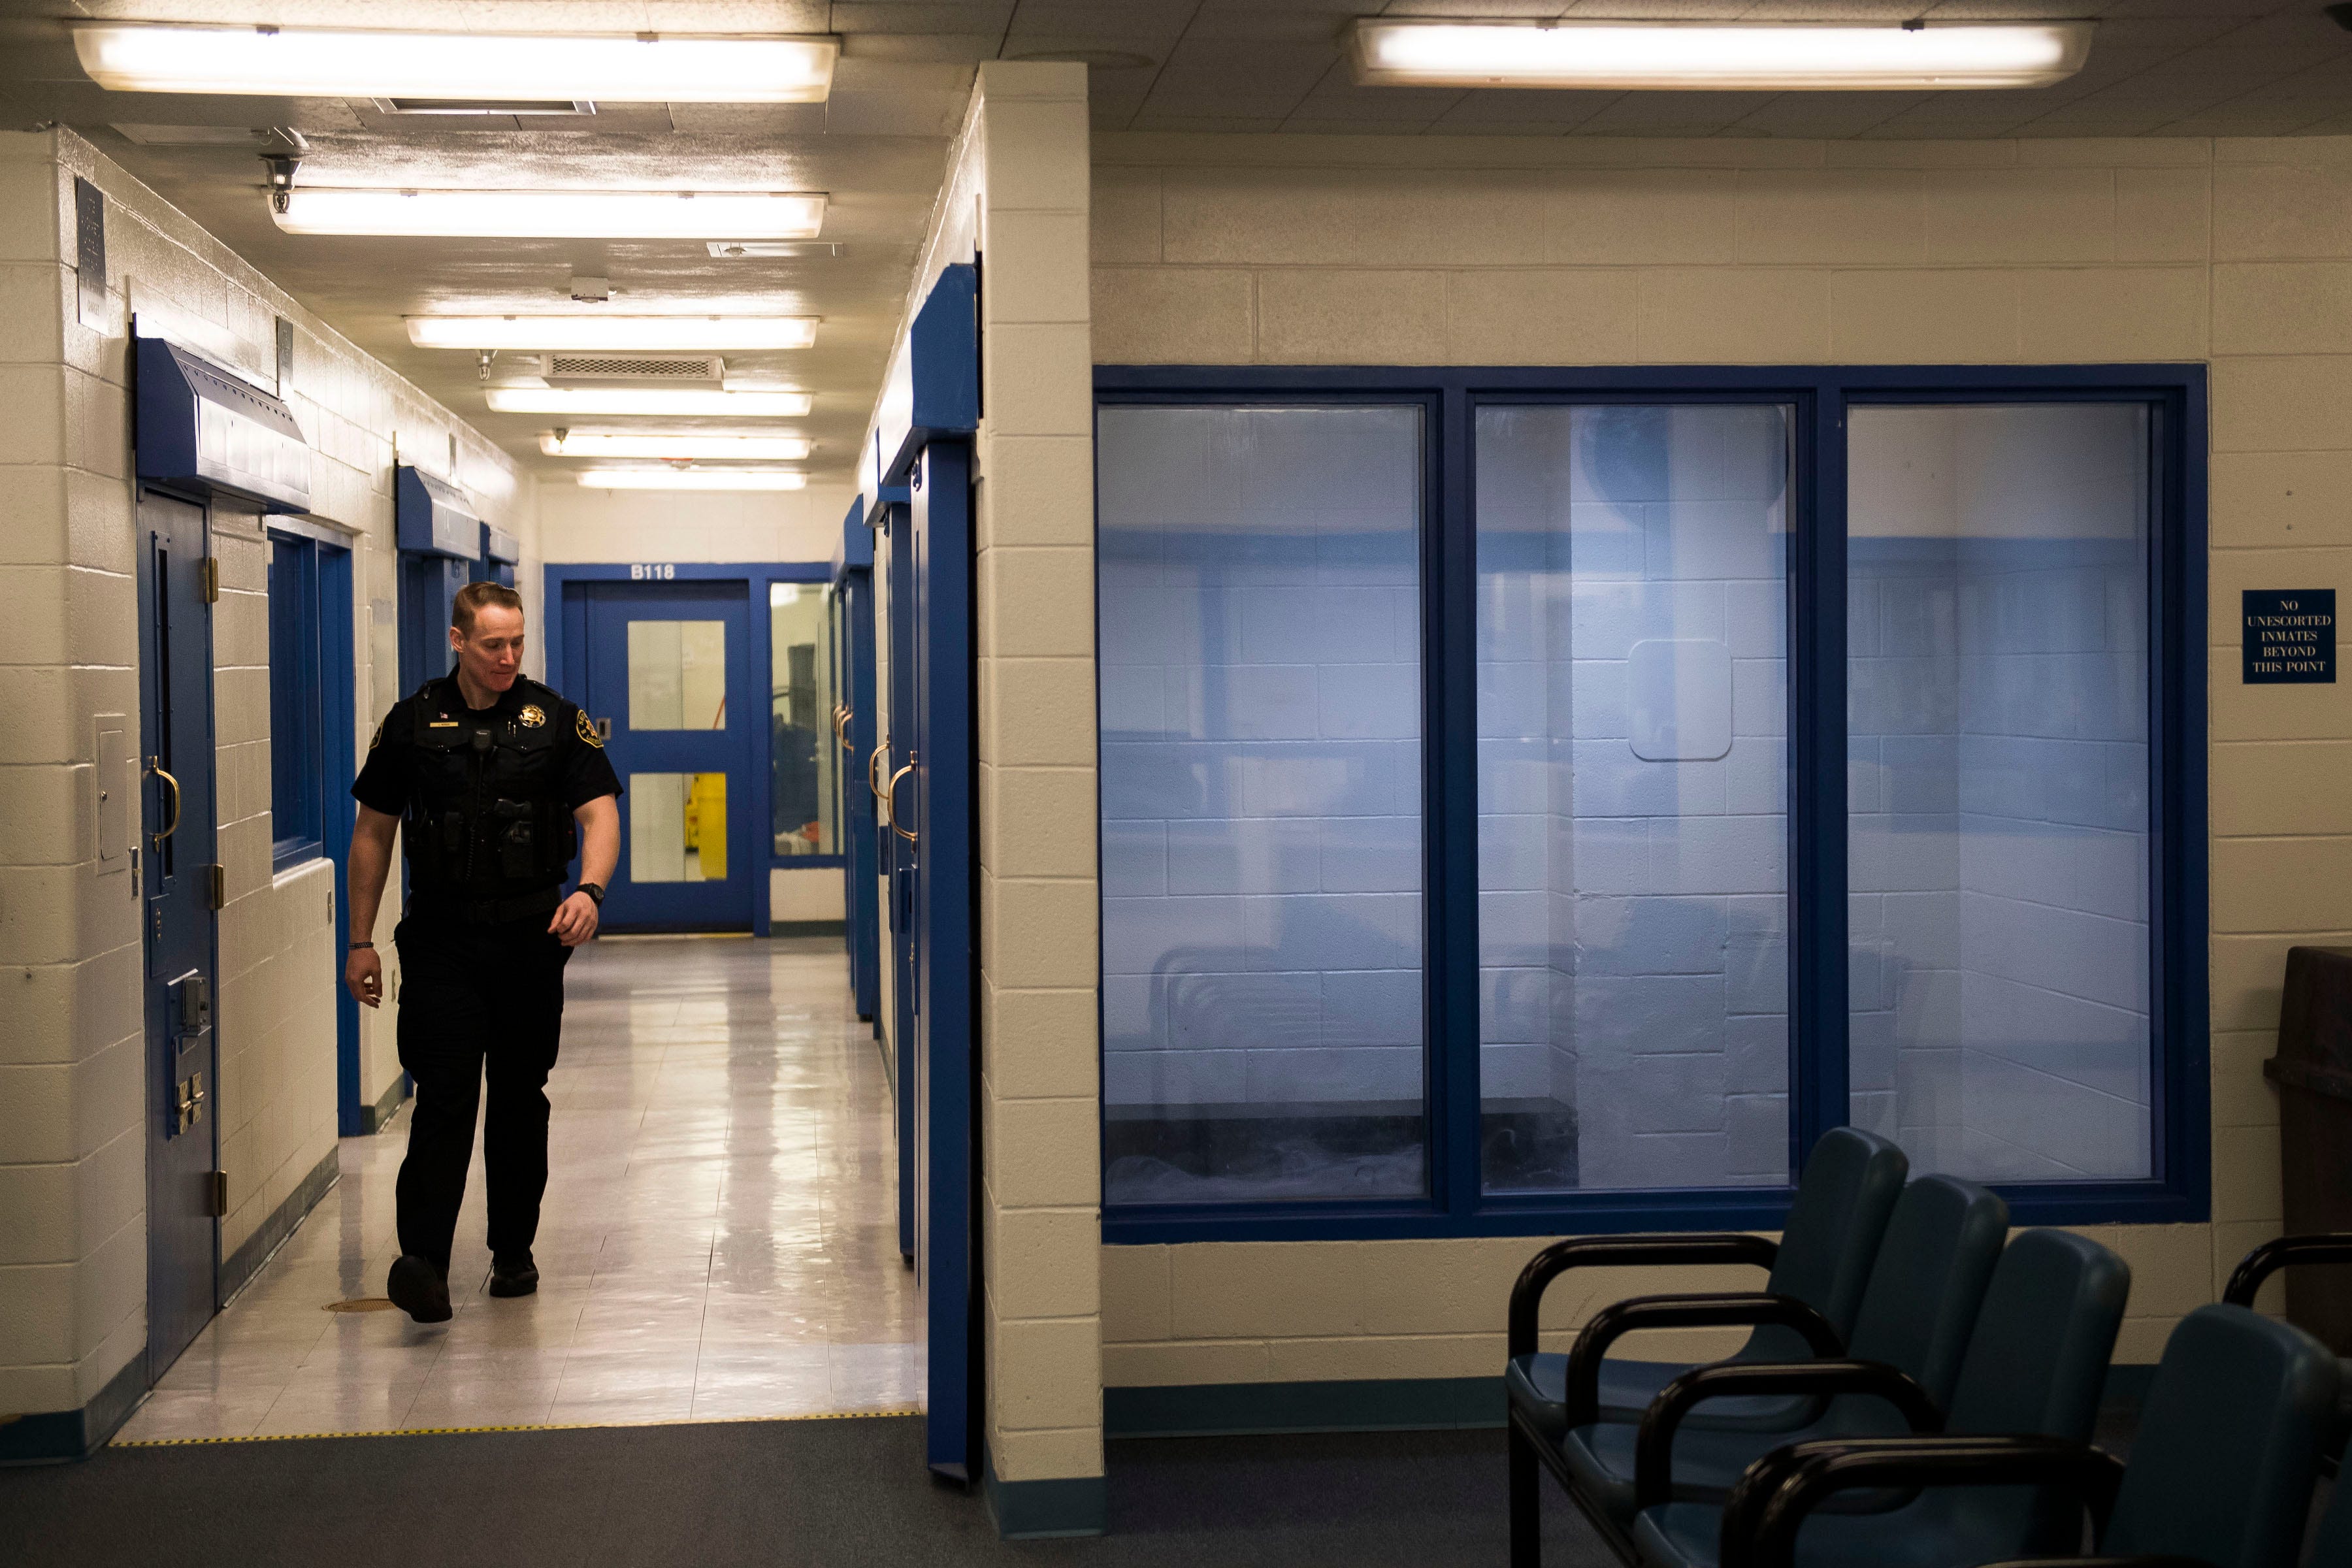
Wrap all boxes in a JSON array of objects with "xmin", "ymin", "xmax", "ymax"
[{"xmin": 427, "ymin": 721, "xmax": 461, "ymax": 728}]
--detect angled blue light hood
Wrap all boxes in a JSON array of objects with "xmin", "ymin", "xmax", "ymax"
[
  {"xmin": 135, "ymin": 336, "xmax": 310, "ymax": 513},
  {"xmin": 395, "ymin": 465, "xmax": 482, "ymax": 560},
  {"xmin": 831, "ymin": 496, "xmax": 873, "ymax": 585}
]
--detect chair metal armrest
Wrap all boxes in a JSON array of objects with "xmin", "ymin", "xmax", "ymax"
[
  {"xmin": 2222, "ymin": 1233, "xmax": 2352, "ymax": 1307},
  {"xmin": 1509, "ymin": 1233, "xmax": 1780, "ymax": 1358},
  {"xmin": 1718, "ymin": 1436, "xmax": 2125, "ymax": 1568},
  {"xmin": 1563, "ymin": 1292, "xmax": 1843, "ymax": 1430},
  {"xmin": 1632, "ymin": 1358, "xmax": 1943, "ymax": 1511}
]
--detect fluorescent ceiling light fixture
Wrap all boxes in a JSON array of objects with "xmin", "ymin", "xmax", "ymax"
[
  {"xmin": 541, "ymin": 432, "xmax": 813, "ymax": 460},
  {"xmin": 1347, "ymin": 18, "xmax": 2094, "ymax": 90},
  {"xmin": 71, "ymin": 22, "xmax": 836, "ymax": 103},
  {"xmin": 274, "ymin": 189, "xmax": 825, "ymax": 239},
  {"xmin": 410, "ymin": 315, "xmax": 818, "ymax": 351},
  {"xmin": 485, "ymin": 387, "xmax": 812, "ymax": 417},
  {"xmin": 578, "ymin": 468, "xmax": 807, "ymax": 491}
]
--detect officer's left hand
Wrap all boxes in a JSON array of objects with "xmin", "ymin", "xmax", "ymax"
[{"xmin": 549, "ymin": 891, "xmax": 600, "ymax": 947}]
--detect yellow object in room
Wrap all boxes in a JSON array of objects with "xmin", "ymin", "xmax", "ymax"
[{"xmin": 683, "ymin": 772, "xmax": 728, "ymax": 880}]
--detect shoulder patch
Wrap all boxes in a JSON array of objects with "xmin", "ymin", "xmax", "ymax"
[{"xmin": 577, "ymin": 710, "xmax": 604, "ymax": 749}]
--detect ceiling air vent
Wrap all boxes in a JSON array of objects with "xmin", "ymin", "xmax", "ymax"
[{"xmin": 546, "ymin": 354, "xmax": 725, "ymax": 384}]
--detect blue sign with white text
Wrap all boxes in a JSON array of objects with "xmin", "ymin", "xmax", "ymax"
[{"xmin": 2244, "ymin": 589, "xmax": 2336, "ymax": 684}]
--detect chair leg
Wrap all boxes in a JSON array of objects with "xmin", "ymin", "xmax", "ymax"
[{"xmin": 1510, "ymin": 1418, "xmax": 1542, "ymax": 1568}]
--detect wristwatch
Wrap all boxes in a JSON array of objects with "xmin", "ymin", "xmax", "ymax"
[{"xmin": 578, "ymin": 882, "xmax": 606, "ymax": 906}]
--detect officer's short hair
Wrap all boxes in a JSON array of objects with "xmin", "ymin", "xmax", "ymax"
[{"xmin": 452, "ymin": 581, "xmax": 525, "ymax": 635}]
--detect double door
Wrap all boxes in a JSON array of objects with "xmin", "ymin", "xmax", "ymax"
[
  {"xmin": 573, "ymin": 580, "xmax": 755, "ymax": 932},
  {"xmin": 138, "ymin": 491, "xmax": 220, "ymax": 1379}
]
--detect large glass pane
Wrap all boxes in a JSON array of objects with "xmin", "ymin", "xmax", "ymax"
[
  {"xmin": 1477, "ymin": 405, "xmax": 1793, "ymax": 1193},
  {"xmin": 629, "ymin": 770, "xmax": 729, "ymax": 882},
  {"xmin": 770, "ymin": 582, "xmax": 837, "ymax": 857},
  {"xmin": 1847, "ymin": 404, "xmax": 2151, "ymax": 1183},
  {"xmin": 628, "ymin": 619, "xmax": 727, "ymax": 730},
  {"xmin": 1097, "ymin": 404, "xmax": 1426, "ymax": 1205}
]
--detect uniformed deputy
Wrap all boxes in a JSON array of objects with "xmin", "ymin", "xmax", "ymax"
[{"xmin": 344, "ymin": 581, "xmax": 621, "ymax": 1324}]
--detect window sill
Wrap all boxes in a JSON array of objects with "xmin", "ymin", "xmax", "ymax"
[
  {"xmin": 270, "ymin": 838, "xmax": 323, "ymax": 876},
  {"xmin": 1100, "ymin": 1179, "xmax": 2208, "ymax": 1245}
]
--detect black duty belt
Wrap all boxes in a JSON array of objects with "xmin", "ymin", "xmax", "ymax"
[{"xmin": 409, "ymin": 887, "xmax": 565, "ymax": 925}]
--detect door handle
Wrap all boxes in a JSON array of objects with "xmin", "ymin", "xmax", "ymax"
[
  {"xmin": 834, "ymin": 704, "xmax": 855, "ymax": 753},
  {"xmin": 887, "ymin": 754, "xmax": 918, "ymax": 845},
  {"xmin": 869, "ymin": 743, "xmax": 891, "ymax": 825},
  {"xmin": 148, "ymin": 757, "xmax": 181, "ymax": 849}
]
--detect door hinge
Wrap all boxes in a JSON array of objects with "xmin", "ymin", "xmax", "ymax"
[
  {"xmin": 199, "ymin": 557, "xmax": 220, "ymax": 602},
  {"xmin": 205, "ymin": 862, "xmax": 226, "ymax": 910},
  {"xmin": 206, "ymin": 1169, "xmax": 228, "ymax": 1218}
]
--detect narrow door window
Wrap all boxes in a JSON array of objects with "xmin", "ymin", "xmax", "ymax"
[{"xmin": 770, "ymin": 582, "xmax": 838, "ymax": 857}]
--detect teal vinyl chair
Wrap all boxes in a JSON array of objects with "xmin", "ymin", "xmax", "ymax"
[
  {"xmin": 1625, "ymin": 1228, "xmax": 2129, "ymax": 1568},
  {"xmin": 1518, "ymin": 1173, "xmax": 2008, "ymax": 1565},
  {"xmin": 1507, "ymin": 1128, "xmax": 1909, "ymax": 1446},
  {"xmin": 2222, "ymin": 1232, "xmax": 2352, "ymax": 1475},
  {"xmin": 1673, "ymin": 1305, "xmax": 2340, "ymax": 1568}
]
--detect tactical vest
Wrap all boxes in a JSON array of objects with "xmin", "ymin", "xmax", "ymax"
[{"xmin": 400, "ymin": 686, "xmax": 578, "ymax": 892}]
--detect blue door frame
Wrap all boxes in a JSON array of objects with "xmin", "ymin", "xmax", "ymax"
[
  {"xmin": 545, "ymin": 563, "xmax": 835, "ymax": 939},
  {"xmin": 867, "ymin": 262, "xmax": 983, "ymax": 1482},
  {"xmin": 570, "ymin": 578, "xmax": 755, "ymax": 932},
  {"xmin": 264, "ymin": 516, "xmax": 364, "ymax": 1134}
]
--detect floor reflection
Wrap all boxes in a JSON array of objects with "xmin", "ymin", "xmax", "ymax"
[{"xmin": 116, "ymin": 936, "xmax": 914, "ymax": 1442}]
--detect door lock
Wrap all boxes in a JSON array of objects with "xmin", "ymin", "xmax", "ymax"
[
  {"xmin": 593, "ymin": 717, "xmax": 613, "ymax": 741},
  {"xmin": 172, "ymin": 972, "xmax": 212, "ymax": 1043},
  {"xmin": 175, "ymin": 1071, "xmax": 205, "ymax": 1133}
]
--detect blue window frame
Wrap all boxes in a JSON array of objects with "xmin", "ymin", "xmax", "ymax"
[
  {"xmin": 1095, "ymin": 365, "xmax": 2208, "ymax": 1244},
  {"xmin": 268, "ymin": 532, "xmax": 325, "ymax": 870}
]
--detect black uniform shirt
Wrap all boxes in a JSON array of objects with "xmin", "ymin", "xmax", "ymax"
[{"xmin": 353, "ymin": 674, "xmax": 621, "ymax": 898}]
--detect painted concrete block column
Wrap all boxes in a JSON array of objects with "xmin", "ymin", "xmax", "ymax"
[{"xmin": 967, "ymin": 62, "xmax": 1106, "ymax": 1526}]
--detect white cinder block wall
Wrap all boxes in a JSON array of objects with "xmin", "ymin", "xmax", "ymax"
[
  {"xmin": 1086, "ymin": 130, "xmax": 2327, "ymax": 1389},
  {"xmin": 534, "ymin": 481, "xmax": 849, "ymax": 566},
  {"xmin": 0, "ymin": 127, "xmax": 532, "ymax": 1437}
]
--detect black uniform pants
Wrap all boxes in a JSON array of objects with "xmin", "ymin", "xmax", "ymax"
[{"xmin": 393, "ymin": 911, "xmax": 572, "ymax": 1271}]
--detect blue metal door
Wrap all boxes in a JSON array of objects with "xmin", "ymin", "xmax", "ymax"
[
  {"xmin": 576, "ymin": 580, "xmax": 755, "ymax": 932},
  {"xmin": 137, "ymin": 489, "xmax": 220, "ymax": 1379},
  {"xmin": 883, "ymin": 501, "xmax": 920, "ymax": 1266},
  {"xmin": 905, "ymin": 446, "xmax": 976, "ymax": 1481}
]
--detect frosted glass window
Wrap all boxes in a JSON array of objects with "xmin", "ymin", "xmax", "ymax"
[
  {"xmin": 629, "ymin": 771, "xmax": 728, "ymax": 883},
  {"xmin": 1476, "ymin": 405, "xmax": 1793, "ymax": 1193},
  {"xmin": 769, "ymin": 582, "xmax": 837, "ymax": 857},
  {"xmin": 1847, "ymin": 404, "xmax": 2152, "ymax": 1183},
  {"xmin": 627, "ymin": 619, "xmax": 727, "ymax": 730},
  {"xmin": 1097, "ymin": 404, "xmax": 1427, "ymax": 1205}
]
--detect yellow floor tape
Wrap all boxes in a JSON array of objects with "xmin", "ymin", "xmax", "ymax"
[{"xmin": 113, "ymin": 1407, "xmax": 919, "ymax": 1447}]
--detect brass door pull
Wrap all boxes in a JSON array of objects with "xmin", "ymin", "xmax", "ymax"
[
  {"xmin": 887, "ymin": 754, "xmax": 918, "ymax": 845},
  {"xmin": 868, "ymin": 743, "xmax": 891, "ymax": 825},
  {"xmin": 148, "ymin": 758, "xmax": 182, "ymax": 849},
  {"xmin": 835, "ymin": 704, "xmax": 855, "ymax": 753}
]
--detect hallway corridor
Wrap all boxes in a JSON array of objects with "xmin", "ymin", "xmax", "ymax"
[{"xmin": 114, "ymin": 938, "xmax": 913, "ymax": 1442}]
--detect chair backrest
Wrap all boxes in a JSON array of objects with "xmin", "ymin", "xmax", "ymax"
[
  {"xmin": 1945, "ymin": 1229, "xmax": 2131, "ymax": 1439},
  {"xmin": 2301, "ymin": 1425, "xmax": 2352, "ymax": 1566},
  {"xmin": 2105, "ymin": 1305, "xmax": 2340, "ymax": 1568},
  {"xmin": 1841, "ymin": 1173, "xmax": 2009, "ymax": 1403},
  {"xmin": 1742, "ymin": 1126, "xmax": 1908, "ymax": 1362}
]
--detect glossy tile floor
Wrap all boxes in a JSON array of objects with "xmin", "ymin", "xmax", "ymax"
[{"xmin": 116, "ymin": 936, "xmax": 915, "ymax": 1442}]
